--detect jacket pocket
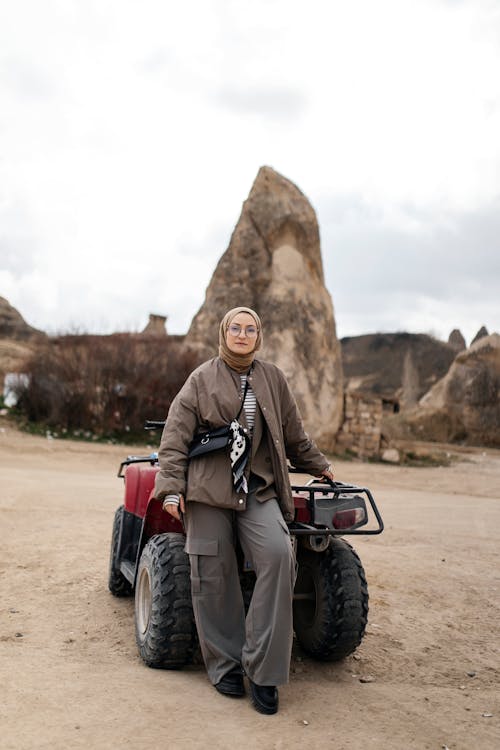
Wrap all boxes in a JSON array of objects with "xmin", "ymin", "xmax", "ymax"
[{"xmin": 185, "ymin": 537, "xmax": 221, "ymax": 596}]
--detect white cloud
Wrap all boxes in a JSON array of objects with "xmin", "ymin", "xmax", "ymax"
[
  {"xmin": 0, "ymin": 0, "xmax": 499, "ymax": 339},
  {"xmin": 322, "ymin": 195, "xmax": 500, "ymax": 343}
]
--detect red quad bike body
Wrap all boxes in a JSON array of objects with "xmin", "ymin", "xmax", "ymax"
[{"xmin": 109, "ymin": 451, "xmax": 383, "ymax": 669}]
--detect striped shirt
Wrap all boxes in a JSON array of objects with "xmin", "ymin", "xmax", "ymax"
[{"xmin": 240, "ymin": 374, "xmax": 257, "ymax": 431}]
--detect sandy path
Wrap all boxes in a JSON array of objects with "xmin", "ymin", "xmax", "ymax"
[{"xmin": 1, "ymin": 424, "xmax": 499, "ymax": 750}]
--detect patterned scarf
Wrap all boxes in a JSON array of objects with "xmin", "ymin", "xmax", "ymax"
[{"xmin": 228, "ymin": 419, "xmax": 250, "ymax": 493}]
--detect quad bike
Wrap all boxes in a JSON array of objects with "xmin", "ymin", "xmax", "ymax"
[{"xmin": 108, "ymin": 429, "xmax": 384, "ymax": 669}]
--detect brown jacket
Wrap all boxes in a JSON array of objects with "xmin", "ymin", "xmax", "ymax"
[{"xmin": 154, "ymin": 357, "xmax": 329, "ymax": 521}]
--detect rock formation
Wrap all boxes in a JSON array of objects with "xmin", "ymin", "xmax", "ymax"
[
  {"xmin": 142, "ymin": 314, "xmax": 167, "ymax": 336},
  {"xmin": 471, "ymin": 326, "xmax": 489, "ymax": 346},
  {"xmin": 185, "ymin": 166, "xmax": 343, "ymax": 451},
  {"xmin": 341, "ymin": 333, "xmax": 456, "ymax": 409},
  {"xmin": 401, "ymin": 349, "xmax": 420, "ymax": 408},
  {"xmin": 448, "ymin": 329, "xmax": 466, "ymax": 352},
  {"xmin": 410, "ymin": 334, "xmax": 500, "ymax": 446}
]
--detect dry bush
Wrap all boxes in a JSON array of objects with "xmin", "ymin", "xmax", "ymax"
[{"xmin": 16, "ymin": 333, "xmax": 201, "ymax": 439}]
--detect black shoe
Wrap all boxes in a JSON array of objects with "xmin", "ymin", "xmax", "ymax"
[
  {"xmin": 249, "ymin": 680, "xmax": 279, "ymax": 715},
  {"xmin": 215, "ymin": 667, "xmax": 245, "ymax": 698}
]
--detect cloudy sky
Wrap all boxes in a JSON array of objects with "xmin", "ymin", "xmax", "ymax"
[{"xmin": 1, "ymin": 0, "xmax": 499, "ymax": 345}]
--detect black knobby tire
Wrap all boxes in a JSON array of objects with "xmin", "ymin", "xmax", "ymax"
[
  {"xmin": 293, "ymin": 537, "xmax": 369, "ymax": 661},
  {"xmin": 135, "ymin": 533, "xmax": 196, "ymax": 668},
  {"xmin": 108, "ymin": 506, "xmax": 133, "ymax": 597}
]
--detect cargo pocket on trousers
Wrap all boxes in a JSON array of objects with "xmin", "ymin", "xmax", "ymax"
[{"xmin": 185, "ymin": 537, "xmax": 222, "ymax": 596}]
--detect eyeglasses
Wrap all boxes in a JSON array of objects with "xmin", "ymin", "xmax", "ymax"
[{"xmin": 228, "ymin": 324, "xmax": 258, "ymax": 338}]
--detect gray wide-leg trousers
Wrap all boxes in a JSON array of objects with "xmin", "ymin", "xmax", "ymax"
[{"xmin": 184, "ymin": 493, "xmax": 296, "ymax": 687}]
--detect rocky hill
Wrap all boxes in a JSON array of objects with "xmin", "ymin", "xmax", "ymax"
[
  {"xmin": 341, "ymin": 332, "xmax": 457, "ymax": 410},
  {"xmin": 0, "ymin": 297, "xmax": 46, "ymax": 380},
  {"xmin": 0, "ymin": 296, "xmax": 45, "ymax": 342}
]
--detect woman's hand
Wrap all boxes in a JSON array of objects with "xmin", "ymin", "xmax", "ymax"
[
  {"xmin": 316, "ymin": 466, "xmax": 334, "ymax": 482},
  {"xmin": 163, "ymin": 495, "xmax": 185, "ymax": 521}
]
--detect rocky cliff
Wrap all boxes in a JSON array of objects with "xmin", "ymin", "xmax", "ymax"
[{"xmin": 412, "ymin": 333, "xmax": 500, "ymax": 446}]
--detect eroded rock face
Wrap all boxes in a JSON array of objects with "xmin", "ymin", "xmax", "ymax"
[
  {"xmin": 185, "ymin": 166, "xmax": 343, "ymax": 450},
  {"xmin": 413, "ymin": 334, "xmax": 500, "ymax": 446}
]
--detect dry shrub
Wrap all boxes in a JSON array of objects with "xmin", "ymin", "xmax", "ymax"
[{"xmin": 16, "ymin": 333, "xmax": 201, "ymax": 438}]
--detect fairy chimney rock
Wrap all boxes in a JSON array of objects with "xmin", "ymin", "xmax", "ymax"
[
  {"xmin": 448, "ymin": 328, "xmax": 466, "ymax": 352},
  {"xmin": 471, "ymin": 326, "xmax": 489, "ymax": 346},
  {"xmin": 142, "ymin": 314, "xmax": 167, "ymax": 336},
  {"xmin": 185, "ymin": 166, "xmax": 343, "ymax": 451}
]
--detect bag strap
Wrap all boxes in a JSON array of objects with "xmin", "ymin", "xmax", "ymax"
[{"xmin": 235, "ymin": 368, "xmax": 252, "ymax": 421}]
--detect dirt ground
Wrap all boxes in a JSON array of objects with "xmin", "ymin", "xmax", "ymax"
[{"xmin": 1, "ymin": 423, "xmax": 499, "ymax": 750}]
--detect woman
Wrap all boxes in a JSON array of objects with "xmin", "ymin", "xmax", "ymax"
[{"xmin": 154, "ymin": 306, "xmax": 333, "ymax": 715}]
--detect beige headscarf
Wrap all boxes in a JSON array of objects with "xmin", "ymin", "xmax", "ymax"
[{"xmin": 218, "ymin": 306, "xmax": 263, "ymax": 373}]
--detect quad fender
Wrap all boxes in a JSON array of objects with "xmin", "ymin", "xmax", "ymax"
[
  {"xmin": 123, "ymin": 463, "xmax": 159, "ymax": 516},
  {"xmin": 117, "ymin": 463, "xmax": 184, "ymax": 588}
]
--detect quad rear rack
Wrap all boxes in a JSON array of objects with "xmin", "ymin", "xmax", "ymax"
[{"xmin": 117, "ymin": 454, "xmax": 383, "ymax": 537}]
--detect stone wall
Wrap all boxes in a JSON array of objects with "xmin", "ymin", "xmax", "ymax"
[{"xmin": 336, "ymin": 392, "xmax": 382, "ymax": 458}]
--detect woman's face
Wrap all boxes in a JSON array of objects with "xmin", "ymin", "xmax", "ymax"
[{"xmin": 225, "ymin": 312, "xmax": 259, "ymax": 355}]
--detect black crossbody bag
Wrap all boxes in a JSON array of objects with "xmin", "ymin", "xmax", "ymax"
[{"xmin": 187, "ymin": 376, "xmax": 250, "ymax": 459}]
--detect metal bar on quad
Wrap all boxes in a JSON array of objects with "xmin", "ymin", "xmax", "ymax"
[
  {"xmin": 116, "ymin": 455, "xmax": 384, "ymax": 535},
  {"xmin": 118, "ymin": 453, "xmax": 159, "ymax": 478},
  {"xmin": 288, "ymin": 469, "xmax": 384, "ymax": 536},
  {"xmin": 144, "ymin": 420, "xmax": 165, "ymax": 430}
]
